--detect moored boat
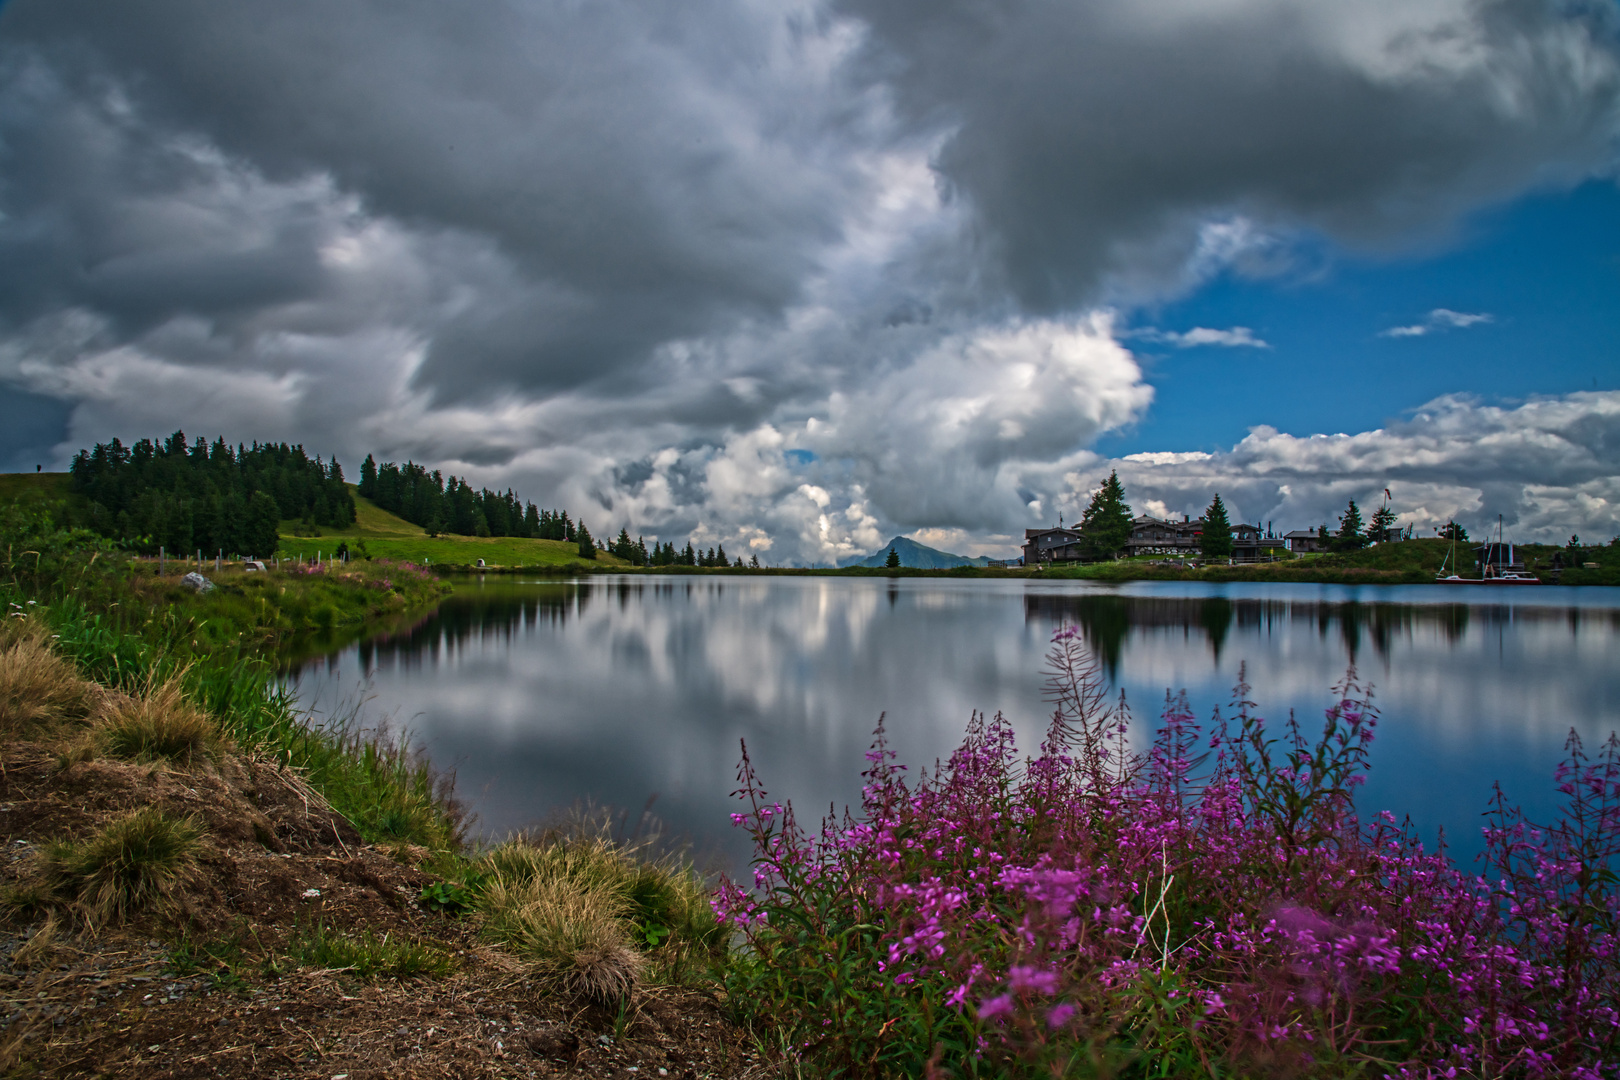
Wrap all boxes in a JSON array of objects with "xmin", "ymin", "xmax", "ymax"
[{"xmin": 1436, "ymin": 515, "xmax": 1540, "ymax": 584}]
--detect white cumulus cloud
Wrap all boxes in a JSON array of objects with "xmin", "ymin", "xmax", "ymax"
[{"xmin": 1381, "ymin": 308, "xmax": 1496, "ymax": 337}]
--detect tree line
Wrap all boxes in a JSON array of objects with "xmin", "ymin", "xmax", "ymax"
[
  {"xmin": 1059, "ymin": 471, "xmax": 1408, "ymax": 561},
  {"xmin": 68, "ymin": 432, "xmax": 354, "ymax": 557},
  {"xmin": 358, "ymin": 456, "xmax": 577, "ymax": 542}
]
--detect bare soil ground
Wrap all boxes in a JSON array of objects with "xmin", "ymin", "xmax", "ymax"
[{"xmin": 0, "ymin": 744, "xmax": 761, "ymax": 1079}]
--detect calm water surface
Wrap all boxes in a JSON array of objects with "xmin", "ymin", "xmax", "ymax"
[{"xmin": 285, "ymin": 577, "xmax": 1620, "ymax": 869}]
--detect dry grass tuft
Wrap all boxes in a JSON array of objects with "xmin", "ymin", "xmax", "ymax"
[
  {"xmin": 95, "ymin": 673, "xmax": 226, "ymax": 768},
  {"xmin": 0, "ymin": 619, "xmax": 99, "ymax": 737},
  {"xmin": 41, "ymin": 806, "xmax": 203, "ymax": 923},
  {"xmin": 10, "ymin": 912, "xmax": 61, "ymax": 969},
  {"xmin": 481, "ymin": 874, "xmax": 645, "ymax": 1003}
]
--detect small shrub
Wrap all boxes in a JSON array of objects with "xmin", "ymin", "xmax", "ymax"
[
  {"xmin": 41, "ymin": 806, "xmax": 203, "ymax": 922},
  {"xmin": 418, "ymin": 880, "xmax": 479, "ymax": 916},
  {"xmin": 0, "ymin": 622, "xmax": 98, "ymax": 736},
  {"xmin": 96, "ymin": 675, "xmax": 225, "ymax": 767},
  {"xmin": 284, "ymin": 923, "xmax": 455, "ymax": 979},
  {"xmin": 168, "ymin": 930, "xmax": 255, "ymax": 992}
]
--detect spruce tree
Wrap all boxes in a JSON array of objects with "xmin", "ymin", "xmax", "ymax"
[
  {"xmin": 1200, "ymin": 494, "xmax": 1234, "ymax": 561},
  {"xmin": 885, "ymin": 546, "xmax": 901, "ymax": 568},
  {"xmin": 1078, "ymin": 470, "xmax": 1133, "ymax": 560},
  {"xmin": 576, "ymin": 522, "xmax": 596, "ymax": 560},
  {"xmin": 1367, "ymin": 502, "xmax": 1397, "ymax": 544},
  {"xmin": 1334, "ymin": 499, "xmax": 1366, "ymax": 551},
  {"xmin": 243, "ymin": 491, "xmax": 281, "ymax": 559},
  {"xmin": 716, "ymin": 543, "xmax": 728, "ymax": 566}
]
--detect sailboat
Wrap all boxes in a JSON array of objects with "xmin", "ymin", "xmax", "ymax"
[{"xmin": 1437, "ymin": 515, "xmax": 1540, "ymax": 585}]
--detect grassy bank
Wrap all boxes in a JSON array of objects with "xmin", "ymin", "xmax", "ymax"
[
  {"xmin": 1, "ymin": 496, "xmax": 746, "ymax": 1078},
  {"xmin": 2, "ymin": 499, "xmax": 459, "ymax": 849}
]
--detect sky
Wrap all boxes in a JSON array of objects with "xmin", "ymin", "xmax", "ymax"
[{"xmin": 0, "ymin": 0, "xmax": 1616, "ymax": 563}]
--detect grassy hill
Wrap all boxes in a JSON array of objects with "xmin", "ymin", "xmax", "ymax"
[
  {"xmin": 277, "ymin": 487, "xmax": 627, "ymax": 569},
  {"xmin": 0, "ymin": 471, "xmax": 75, "ymax": 509}
]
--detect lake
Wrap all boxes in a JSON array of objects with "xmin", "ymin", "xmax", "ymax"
[{"xmin": 284, "ymin": 576, "xmax": 1620, "ymax": 871}]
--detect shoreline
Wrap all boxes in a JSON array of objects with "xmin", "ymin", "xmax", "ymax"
[{"xmin": 415, "ymin": 560, "xmax": 1620, "ymax": 587}]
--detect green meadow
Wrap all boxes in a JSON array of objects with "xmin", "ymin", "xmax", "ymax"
[{"xmin": 276, "ymin": 487, "xmax": 629, "ymax": 569}]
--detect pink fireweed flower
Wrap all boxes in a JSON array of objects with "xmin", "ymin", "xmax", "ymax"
[
  {"xmin": 977, "ymin": 994, "xmax": 1015, "ymax": 1021},
  {"xmin": 1004, "ymin": 965, "xmax": 1059, "ymax": 995}
]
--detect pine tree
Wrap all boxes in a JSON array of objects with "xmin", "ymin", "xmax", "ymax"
[
  {"xmin": 1439, "ymin": 521, "xmax": 1468, "ymax": 542},
  {"xmin": 715, "ymin": 544, "xmax": 728, "ymax": 566},
  {"xmin": 885, "ymin": 546, "xmax": 900, "ymax": 568},
  {"xmin": 1367, "ymin": 502, "xmax": 1398, "ymax": 544},
  {"xmin": 359, "ymin": 454, "xmax": 378, "ymax": 498},
  {"xmin": 1200, "ymin": 494, "xmax": 1233, "ymax": 561},
  {"xmin": 1334, "ymin": 499, "xmax": 1366, "ymax": 551},
  {"xmin": 750, "ymin": 554, "xmax": 760, "ymax": 568},
  {"xmin": 576, "ymin": 522, "xmax": 596, "ymax": 560},
  {"xmin": 1078, "ymin": 471, "xmax": 1133, "ymax": 560}
]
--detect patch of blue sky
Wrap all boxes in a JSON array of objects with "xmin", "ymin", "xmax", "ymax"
[{"xmin": 1099, "ymin": 180, "xmax": 1620, "ymax": 458}]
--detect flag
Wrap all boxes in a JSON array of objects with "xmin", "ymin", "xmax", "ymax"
[{"xmin": 1384, "ymin": 488, "xmax": 1392, "ymax": 502}]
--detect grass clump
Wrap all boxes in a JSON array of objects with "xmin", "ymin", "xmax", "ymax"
[
  {"xmin": 41, "ymin": 806, "xmax": 202, "ymax": 922},
  {"xmin": 284, "ymin": 923, "xmax": 456, "ymax": 980},
  {"xmin": 95, "ymin": 673, "xmax": 226, "ymax": 767},
  {"xmin": 478, "ymin": 823, "xmax": 723, "ymax": 1000},
  {"xmin": 0, "ymin": 617, "xmax": 98, "ymax": 737},
  {"xmin": 482, "ymin": 874, "xmax": 643, "ymax": 1002}
]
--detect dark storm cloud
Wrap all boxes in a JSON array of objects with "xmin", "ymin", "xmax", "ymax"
[
  {"xmin": 836, "ymin": 0, "xmax": 1620, "ymax": 308},
  {"xmin": 0, "ymin": 0, "xmax": 1616, "ymax": 561},
  {"xmin": 0, "ymin": 385, "xmax": 70, "ymax": 473},
  {"xmin": 0, "ymin": 0, "xmax": 859, "ymax": 396}
]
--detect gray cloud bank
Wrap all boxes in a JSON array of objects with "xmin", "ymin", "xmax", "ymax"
[{"xmin": 0, "ymin": 0, "xmax": 1616, "ymax": 559}]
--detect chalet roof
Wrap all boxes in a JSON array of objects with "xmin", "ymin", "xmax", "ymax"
[{"xmin": 1282, "ymin": 530, "xmax": 1320, "ymax": 539}]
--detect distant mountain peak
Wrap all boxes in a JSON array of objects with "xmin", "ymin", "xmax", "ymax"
[{"xmin": 838, "ymin": 535, "xmax": 992, "ymax": 569}]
